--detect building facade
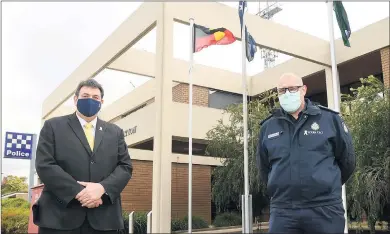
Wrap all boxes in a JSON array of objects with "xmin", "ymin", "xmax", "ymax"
[{"xmin": 37, "ymin": 2, "xmax": 389, "ymax": 232}]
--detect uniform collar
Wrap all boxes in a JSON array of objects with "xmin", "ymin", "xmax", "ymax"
[
  {"xmin": 302, "ymin": 99, "xmax": 321, "ymax": 115},
  {"xmin": 76, "ymin": 112, "xmax": 98, "ymax": 128}
]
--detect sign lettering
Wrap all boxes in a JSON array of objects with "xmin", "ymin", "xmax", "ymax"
[
  {"xmin": 4, "ymin": 132, "xmax": 34, "ymax": 160},
  {"xmin": 124, "ymin": 126, "xmax": 137, "ymax": 137}
]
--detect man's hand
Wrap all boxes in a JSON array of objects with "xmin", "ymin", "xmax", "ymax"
[
  {"xmin": 76, "ymin": 181, "xmax": 105, "ymax": 207},
  {"xmin": 83, "ymin": 198, "xmax": 103, "ymax": 208}
]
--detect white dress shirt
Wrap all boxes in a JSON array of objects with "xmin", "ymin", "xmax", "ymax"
[{"xmin": 76, "ymin": 113, "xmax": 97, "ymax": 139}]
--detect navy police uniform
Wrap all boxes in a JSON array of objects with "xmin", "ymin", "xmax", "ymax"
[{"xmin": 256, "ymin": 99, "xmax": 356, "ymax": 234}]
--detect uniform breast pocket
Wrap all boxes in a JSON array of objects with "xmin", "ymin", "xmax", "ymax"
[
  {"xmin": 264, "ymin": 131, "xmax": 289, "ymax": 163},
  {"xmin": 298, "ymin": 131, "xmax": 333, "ymax": 152},
  {"xmin": 298, "ymin": 120, "xmax": 336, "ymax": 151}
]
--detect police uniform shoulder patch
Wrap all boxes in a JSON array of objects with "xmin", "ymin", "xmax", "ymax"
[
  {"xmin": 317, "ymin": 105, "xmax": 339, "ymax": 114},
  {"xmin": 343, "ymin": 122, "xmax": 349, "ymax": 133}
]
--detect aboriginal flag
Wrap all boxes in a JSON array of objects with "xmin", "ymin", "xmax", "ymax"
[{"xmin": 193, "ymin": 24, "xmax": 236, "ymax": 53}]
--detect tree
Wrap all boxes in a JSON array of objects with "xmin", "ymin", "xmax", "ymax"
[
  {"xmin": 205, "ymin": 91, "xmax": 278, "ymax": 215},
  {"xmin": 1, "ymin": 175, "xmax": 28, "ymax": 195},
  {"xmin": 342, "ymin": 75, "xmax": 390, "ymax": 233}
]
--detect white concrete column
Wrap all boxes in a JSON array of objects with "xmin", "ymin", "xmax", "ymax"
[
  {"xmin": 152, "ymin": 2, "xmax": 173, "ymax": 233},
  {"xmin": 325, "ymin": 67, "xmax": 341, "ymax": 108}
]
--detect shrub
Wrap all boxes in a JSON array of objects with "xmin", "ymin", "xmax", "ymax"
[
  {"xmin": 122, "ymin": 211, "xmax": 147, "ymax": 234},
  {"xmin": 213, "ymin": 212, "xmax": 242, "ymax": 227},
  {"xmin": 1, "ymin": 198, "xmax": 29, "ymax": 209},
  {"xmin": 171, "ymin": 216, "xmax": 209, "ymax": 231},
  {"xmin": 122, "ymin": 211, "xmax": 208, "ymax": 233},
  {"xmin": 171, "ymin": 218, "xmax": 186, "ymax": 232},
  {"xmin": 1, "ymin": 207, "xmax": 29, "ymax": 233},
  {"xmin": 342, "ymin": 76, "xmax": 390, "ymax": 232}
]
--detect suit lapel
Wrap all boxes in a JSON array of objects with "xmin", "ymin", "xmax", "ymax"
[
  {"xmin": 93, "ymin": 118, "xmax": 106, "ymax": 155},
  {"xmin": 68, "ymin": 113, "xmax": 92, "ymax": 155}
]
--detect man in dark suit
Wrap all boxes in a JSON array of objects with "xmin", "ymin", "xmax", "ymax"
[{"xmin": 33, "ymin": 79, "xmax": 133, "ymax": 234}]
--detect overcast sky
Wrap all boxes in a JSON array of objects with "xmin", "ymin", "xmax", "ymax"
[{"xmin": 1, "ymin": 2, "xmax": 389, "ymax": 179}]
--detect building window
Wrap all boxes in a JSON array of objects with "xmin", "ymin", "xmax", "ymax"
[{"xmin": 208, "ymin": 90, "xmax": 244, "ymax": 109}]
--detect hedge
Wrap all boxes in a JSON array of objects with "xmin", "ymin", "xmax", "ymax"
[
  {"xmin": 2, "ymin": 208, "xmax": 30, "ymax": 233},
  {"xmin": 2, "ymin": 200, "xmax": 211, "ymax": 234},
  {"xmin": 122, "ymin": 211, "xmax": 208, "ymax": 233},
  {"xmin": 171, "ymin": 216, "xmax": 209, "ymax": 231},
  {"xmin": 1, "ymin": 198, "xmax": 30, "ymax": 209},
  {"xmin": 122, "ymin": 211, "xmax": 148, "ymax": 234},
  {"xmin": 213, "ymin": 212, "xmax": 242, "ymax": 227}
]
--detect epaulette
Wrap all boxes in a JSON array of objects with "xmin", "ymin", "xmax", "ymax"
[
  {"xmin": 317, "ymin": 105, "xmax": 339, "ymax": 114},
  {"xmin": 260, "ymin": 114, "xmax": 273, "ymax": 126}
]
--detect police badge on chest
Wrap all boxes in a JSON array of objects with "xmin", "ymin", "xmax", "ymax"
[{"xmin": 303, "ymin": 122, "xmax": 324, "ymax": 135}]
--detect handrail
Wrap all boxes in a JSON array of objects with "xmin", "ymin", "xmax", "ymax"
[
  {"xmin": 128, "ymin": 211, "xmax": 134, "ymax": 234},
  {"xmin": 147, "ymin": 210, "xmax": 152, "ymax": 233}
]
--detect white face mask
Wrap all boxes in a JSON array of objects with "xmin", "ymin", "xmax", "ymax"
[{"xmin": 279, "ymin": 90, "xmax": 302, "ymax": 113}]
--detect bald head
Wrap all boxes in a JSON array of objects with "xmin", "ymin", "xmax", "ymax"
[
  {"xmin": 276, "ymin": 72, "xmax": 307, "ymax": 115},
  {"xmin": 278, "ymin": 73, "xmax": 303, "ymax": 88}
]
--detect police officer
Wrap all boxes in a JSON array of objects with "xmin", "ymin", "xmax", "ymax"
[{"xmin": 256, "ymin": 73, "xmax": 356, "ymax": 233}]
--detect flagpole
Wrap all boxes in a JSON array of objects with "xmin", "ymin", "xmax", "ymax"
[
  {"xmin": 188, "ymin": 18, "xmax": 194, "ymax": 234},
  {"xmin": 28, "ymin": 134, "xmax": 37, "ymax": 203},
  {"xmin": 241, "ymin": 13, "xmax": 250, "ymax": 234},
  {"xmin": 327, "ymin": 2, "xmax": 348, "ymax": 234}
]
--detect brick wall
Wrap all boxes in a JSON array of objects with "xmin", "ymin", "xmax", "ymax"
[
  {"xmin": 171, "ymin": 163, "xmax": 211, "ymax": 224},
  {"xmin": 380, "ymin": 47, "xmax": 389, "ymax": 88},
  {"xmin": 121, "ymin": 160, "xmax": 153, "ymax": 212},
  {"xmin": 172, "ymin": 84, "xmax": 209, "ymax": 107},
  {"xmin": 121, "ymin": 160, "xmax": 212, "ymax": 224}
]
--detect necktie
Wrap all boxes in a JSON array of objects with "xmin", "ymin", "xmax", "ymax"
[{"xmin": 84, "ymin": 123, "xmax": 94, "ymax": 150}]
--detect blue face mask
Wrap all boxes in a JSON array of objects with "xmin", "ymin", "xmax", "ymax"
[
  {"xmin": 77, "ymin": 98, "xmax": 101, "ymax": 117},
  {"xmin": 279, "ymin": 90, "xmax": 302, "ymax": 113}
]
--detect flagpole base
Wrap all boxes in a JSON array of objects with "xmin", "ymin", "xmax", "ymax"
[{"xmin": 241, "ymin": 194, "xmax": 253, "ymax": 233}]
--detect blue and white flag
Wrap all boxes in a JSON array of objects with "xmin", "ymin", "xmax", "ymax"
[
  {"xmin": 238, "ymin": 1, "xmax": 247, "ymax": 32},
  {"xmin": 245, "ymin": 32, "xmax": 257, "ymax": 62},
  {"xmin": 238, "ymin": 1, "xmax": 257, "ymax": 62},
  {"xmin": 4, "ymin": 132, "xmax": 34, "ymax": 159}
]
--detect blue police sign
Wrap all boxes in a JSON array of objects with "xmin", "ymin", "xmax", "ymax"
[{"xmin": 4, "ymin": 132, "xmax": 34, "ymax": 159}]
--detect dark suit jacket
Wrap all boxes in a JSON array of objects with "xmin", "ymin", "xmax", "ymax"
[{"xmin": 33, "ymin": 113, "xmax": 132, "ymax": 231}]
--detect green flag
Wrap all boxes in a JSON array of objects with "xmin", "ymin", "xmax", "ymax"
[{"xmin": 333, "ymin": 1, "xmax": 351, "ymax": 47}]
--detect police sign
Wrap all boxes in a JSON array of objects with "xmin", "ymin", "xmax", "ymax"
[{"xmin": 4, "ymin": 132, "xmax": 34, "ymax": 159}]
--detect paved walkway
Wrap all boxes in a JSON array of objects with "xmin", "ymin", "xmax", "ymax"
[
  {"xmin": 193, "ymin": 226, "xmax": 269, "ymax": 233},
  {"xmin": 180, "ymin": 223, "xmax": 269, "ymax": 233}
]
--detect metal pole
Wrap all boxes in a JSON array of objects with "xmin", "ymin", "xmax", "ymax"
[
  {"xmin": 327, "ymin": 2, "xmax": 348, "ymax": 234},
  {"xmin": 28, "ymin": 134, "xmax": 38, "ymax": 203},
  {"xmin": 249, "ymin": 195, "xmax": 253, "ymax": 233},
  {"xmin": 241, "ymin": 11, "xmax": 250, "ymax": 234},
  {"xmin": 129, "ymin": 211, "xmax": 134, "ymax": 234},
  {"xmin": 188, "ymin": 18, "xmax": 195, "ymax": 234},
  {"xmin": 241, "ymin": 195, "xmax": 245, "ymax": 233},
  {"xmin": 147, "ymin": 211, "xmax": 152, "ymax": 234}
]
